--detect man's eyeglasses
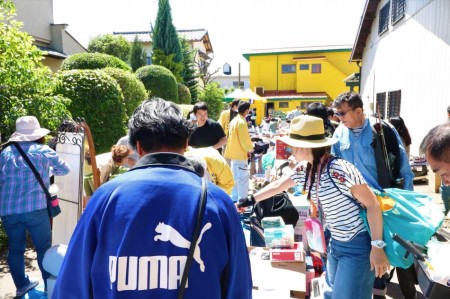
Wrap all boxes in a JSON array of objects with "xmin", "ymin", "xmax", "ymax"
[{"xmin": 335, "ymin": 108, "xmax": 354, "ymax": 117}]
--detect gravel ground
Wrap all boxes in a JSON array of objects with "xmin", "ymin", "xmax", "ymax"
[{"xmin": 0, "ymin": 181, "xmax": 448, "ymax": 299}]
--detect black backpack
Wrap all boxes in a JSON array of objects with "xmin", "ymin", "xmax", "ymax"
[{"xmin": 370, "ymin": 118, "xmax": 403, "ymax": 189}]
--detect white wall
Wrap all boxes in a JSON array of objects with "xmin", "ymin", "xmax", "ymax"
[{"xmin": 360, "ymin": 0, "xmax": 450, "ymax": 156}]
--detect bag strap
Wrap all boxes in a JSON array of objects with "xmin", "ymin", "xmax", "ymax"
[
  {"xmin": 177, "ymin": 177, "xmax": 208, "ymax": 299},
  {"xmin": 12, "ymin": 142, "xmax": 52, "ymax": 201},
  {"xmin": 326, "ymin": 156, "xmax": 363, "ymax": 211}
]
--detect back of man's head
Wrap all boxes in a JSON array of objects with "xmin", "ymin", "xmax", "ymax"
[
  {"xmin": 238, "ymin": 101, "xmax": 251, "ymax": 114},
  {"xmin": 231, "ymin": 99, "xmax": 240, "ymax": 109},
  {"xmin": 333, "ymin": 91, "xmax": 364, "ymax": 110},
  {"xmin": 128, "ymin": 97, "xmax": 194, "ymax": 153},
  {"xmin": 306, "ymin": 102, "xmax": 328, "ymax": 121}
]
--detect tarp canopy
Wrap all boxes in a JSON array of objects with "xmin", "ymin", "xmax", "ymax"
[{"xmin": 223, "ymin": 88, "xmax": 266, "ymax": 103}]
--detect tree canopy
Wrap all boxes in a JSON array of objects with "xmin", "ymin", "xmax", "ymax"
[
  {"xmin": 0, "ymin": 0, "xmax": 70, "ymax": 139},
  {"xmin": 129, "ymin": 35, "xmax": 147, "ymax": 72},
  {"xmin": 88, "ymin": 34, "xmax": 131, "ymax": 62}
]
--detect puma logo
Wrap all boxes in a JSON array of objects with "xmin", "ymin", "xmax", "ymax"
[{"xmin": 154, "ymin": 222, "xmax": 212, "ymax": 272}]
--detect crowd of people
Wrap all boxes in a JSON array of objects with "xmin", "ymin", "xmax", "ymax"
[{"xmin": 1, "ymin": 93, "xmax": 449, "ymax": 298}]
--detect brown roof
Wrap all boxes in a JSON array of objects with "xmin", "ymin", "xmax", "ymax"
[
  {"xmin": 350, "ymin": 0, "xmax": 381, "ymax": 61},
  {"xmin": 263, "ymin": 90, "xmax": 329, "ymax": 100},
  {"xmin": 113, "ymin": 29, "xmax": 213, "ymax": 53}
]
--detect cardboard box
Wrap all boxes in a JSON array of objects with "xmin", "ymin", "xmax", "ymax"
[
  {"xmin": 248, "ymin": 247, "xmax": 306, "ymax": 298},
  {"xmin": 270, "ymin": 242, "xmax": 304, "ymax": 262}
]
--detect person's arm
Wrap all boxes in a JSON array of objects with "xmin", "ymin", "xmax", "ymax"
[
  {"xmin": 350, "ymin": 184, "xmax": 390, "ymax": 277},
  {"xmin": 237, "ymin": 123, "xmax": 254, "ymax": 153},
  {"xmin": 254, "ymin": 175, "xmax": 295, "ymax": 202},
  {"xmin": 46, "ymin": 147, "xmax": 70, "ymax": 176},
  {"xmin": 391, "ymin": 129, "xmax": 414, "ymax": 190},
  {"xmin": 212, "ymin": 136, "xmax": 227, "ymax": 150}
]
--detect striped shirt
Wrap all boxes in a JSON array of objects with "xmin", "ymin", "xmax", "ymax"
[
  {"xmin": 290, "ymin": 158, "xmax": 367, "ymax": 242},
  {"xmin": 0, "ymin": 142, "xmax": 70, "ymax": 216}
]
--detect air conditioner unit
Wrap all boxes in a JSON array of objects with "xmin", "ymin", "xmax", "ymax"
[{"xmin": 254, "ymin": 86, "xmax": 264, "ymax": 96}]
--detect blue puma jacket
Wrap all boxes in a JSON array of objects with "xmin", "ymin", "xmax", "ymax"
[{"xmin": 53, "ymin": 153, "xmax": 252, "ymax": 299}]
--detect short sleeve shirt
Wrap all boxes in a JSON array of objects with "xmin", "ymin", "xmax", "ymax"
[
  {"xmin": 189, "ymin": 119, "xmax": 226, "ymax": 149},
  {"xmin": 290, "ymin": 158, "xmax": 368, "ymax": 242}
]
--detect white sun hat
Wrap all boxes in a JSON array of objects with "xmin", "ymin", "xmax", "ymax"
[{"xmin": 8, "ymin": 116, "xmax": 50, "ymax": 142}]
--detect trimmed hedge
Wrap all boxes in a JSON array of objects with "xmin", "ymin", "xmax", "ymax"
[
  {"xmin": 178, "ymin": 83, "xmax": 192, "ymax": 104},
  {"xmin": 135, "ymin": 65, "xmax": 178, "ymax": 103},
  {"xmin": 103, "ymin": 67, "xmax": 149, "ymax": 117},
  {"xmin": 55, "ymin": 69, "xmax": 127, "ymax": 153},
  {"xmin": 61, "ymin": 52, "xmax": 131, "ymax": 72}
]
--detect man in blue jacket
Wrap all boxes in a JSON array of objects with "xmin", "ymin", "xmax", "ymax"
[
  {"xmin": 331, "ymin": 92, "xmax": 416, "ymax": 299},
  {"xmin": 53, "ymin": 98, "xmax": 252, "ymax": 299}
]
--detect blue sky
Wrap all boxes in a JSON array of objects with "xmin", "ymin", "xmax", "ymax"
[{"xmin": 53, "ymin": 0, "xmax": 366, "ymax": 76}]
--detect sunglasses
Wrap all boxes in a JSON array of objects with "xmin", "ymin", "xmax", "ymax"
[{"xmin": 335, "ymin": 108, "xmax": 356, "ymax": 117}]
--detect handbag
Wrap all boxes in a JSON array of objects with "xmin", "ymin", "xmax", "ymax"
[
  {"xmin": 327, "ymin": 156, "xmax": 444, "ymax": 268},
  {"xmin": 177, "ymin": 177, "xmax": 207, "ymax": 299},
  {"xmin": 12, "ymin": 142, "xmax": 61, "ymax": 218}
]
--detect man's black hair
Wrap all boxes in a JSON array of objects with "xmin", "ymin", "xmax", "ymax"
[
  {"xmin": 238, "ymin": 101, "xmax": 251, "ymax": 114},
  {"xmin": 128, "ymin": 97, "xmax": 194, "ymax": 153},
  {"xmin": 333, "ymin": 91, "xmax": 364, "ymax": 110},
  {"xmin": 306, "ymin": 102, "xmax": 328, "ymax": 122},
  {"xmin": 193, "ymin": 102, "xmax": 208, "ymax": 114}
]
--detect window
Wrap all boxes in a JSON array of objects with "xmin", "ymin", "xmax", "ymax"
[
  {"xmin": 279, "ymin": 102, "xmax": 289, "ymax": 108},
  {"xmin": 392, "ymin": 0, "xmax": 405, "ymax": 24},
  {"xmin": 378, "ymin": 2, "xmax": 390, "ymax": 35},
  {"xmin": 376, "ymin": 92, "xmax": 387, "ymax": 118},
  {"xmin": 387, "ymin": 90, "xmax": 401, "ymax": 118},
  {"xmin": 300, "ymin": 101, "xmax": 315, "ymax": 109},
  {"xmin": 299, "ymin": 64, "xmax": 309, "ymax": 70},
  {"xmin": 311, "ymin": 64, "xmax": 321, "ymax": 74},
  {"xmin": 281, "ymin": 64, "xmax": 296, "ymax": 74},
  {"xmin": 232, "ymin": 81, "xmax": 244, "ymax": 89}
]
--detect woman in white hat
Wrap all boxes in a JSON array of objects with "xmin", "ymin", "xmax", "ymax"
[
  {"xmin": 0, "ymin": 116, "xmax": 70, "ymax": 297},
  {"xmin": 237, "ymin": 115, "xmax": 389, "ymax": 299}
]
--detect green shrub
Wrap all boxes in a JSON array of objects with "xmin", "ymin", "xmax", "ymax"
[
  {"xmin": 103, "ymin": 67, "xmax": 149, "ymax": 117},
  {"xmin": 0, "ymin": 220, "xmax": 8, "ymax": 250},
  {"xmin": 61, "ymin": 53, "xmax": 131, "ymax": 72},
  {"xmin": 55, "ymin": 69, "xmax": 127, "ymax": 153},
  {"xmin": 135, "ymin": 65, "xmax": 178, "ymax": 103},
  {"xmin": 178, "ymin": 104, "xmax": 194, "ymax": 119},
  {"xmin": 178, "ymin": 83, "xmax": 191, "ymax": 104},
  {"xmin": 198, "ymin": 82, "xmax": 225, "ymax": 121}
]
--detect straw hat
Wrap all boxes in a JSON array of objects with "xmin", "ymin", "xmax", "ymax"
[
  {"xmin": 8, "ymin": 116, "xmax": 50, "ymax": 142},
  {"xmin": 279, "ymin": 115, "xmax": 337, "ymax": 148}
]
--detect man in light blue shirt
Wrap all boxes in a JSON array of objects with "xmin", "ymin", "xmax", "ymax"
[{"xmin": 331, "ymin": 92, "xmax": 416, "ymax": 299}]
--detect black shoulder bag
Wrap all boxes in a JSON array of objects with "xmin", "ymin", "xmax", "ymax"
[
  {"xmin": 12, "ymin": 142, "xmax": 61, "ymax": 218},
  {"xmin": 177, "ymin": 177, "xmax": 207, "ymax": 299}
]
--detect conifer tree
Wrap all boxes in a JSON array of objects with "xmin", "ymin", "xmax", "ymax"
[
  {"xmin": 152, "ymin": 0, "xmax": 183, "ymax": 64},
  {"xmin": 129, "ymin": 35, "xmax": 147, "ymax": 72},
  {"xmin": 180, "ymin": 39, "xmax": 198, "ymax": 102}
]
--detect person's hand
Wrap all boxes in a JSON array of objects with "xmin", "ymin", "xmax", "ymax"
[
  {"xmin": 236, "ymin": 195, "xmax": 255, "ymax": 209},
  {"xmin": 370, "ymin": 247, "xmax": 390, "ymax": 278}
]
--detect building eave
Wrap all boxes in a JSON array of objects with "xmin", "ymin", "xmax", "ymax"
[{"xmin": 350, "ymin": 0, "xmax": 380, "ymax": 62}]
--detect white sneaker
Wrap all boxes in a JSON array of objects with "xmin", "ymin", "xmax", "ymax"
[{"xmin": 16, "ymin": 279, "xmax": 38, "ymax": 297}]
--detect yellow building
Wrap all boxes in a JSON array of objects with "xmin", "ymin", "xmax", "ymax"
[{"xmin": 243, "ymin": 45, "xmax": 359, "ymax": 124}]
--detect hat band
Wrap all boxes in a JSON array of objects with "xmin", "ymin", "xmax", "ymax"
[{"xmin": 289, "ymin": 132, "xmax": 325, "ymax": 141}]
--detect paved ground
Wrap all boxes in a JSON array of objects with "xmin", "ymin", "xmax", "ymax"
[{"xmin": 0, "ymin": 181, "xmax": 448, "ymax": 298}]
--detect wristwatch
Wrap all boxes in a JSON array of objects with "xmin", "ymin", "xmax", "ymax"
[{"xmin": 371, "ymin": 240, "xmax": 386, "ymax": 248}]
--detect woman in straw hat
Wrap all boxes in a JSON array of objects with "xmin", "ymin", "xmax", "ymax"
[
  {"xmin": 0, "ymin": 116, "xmax": 70, "ymax": 297},
  {"xmin": 237, "ymin": 115, "xmax": 389, "ymax": 299}
]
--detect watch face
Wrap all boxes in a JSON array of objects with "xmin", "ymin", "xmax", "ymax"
[{"xmin": 372, "ymin": 240, "xmax": 386, "ymax": 248}]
